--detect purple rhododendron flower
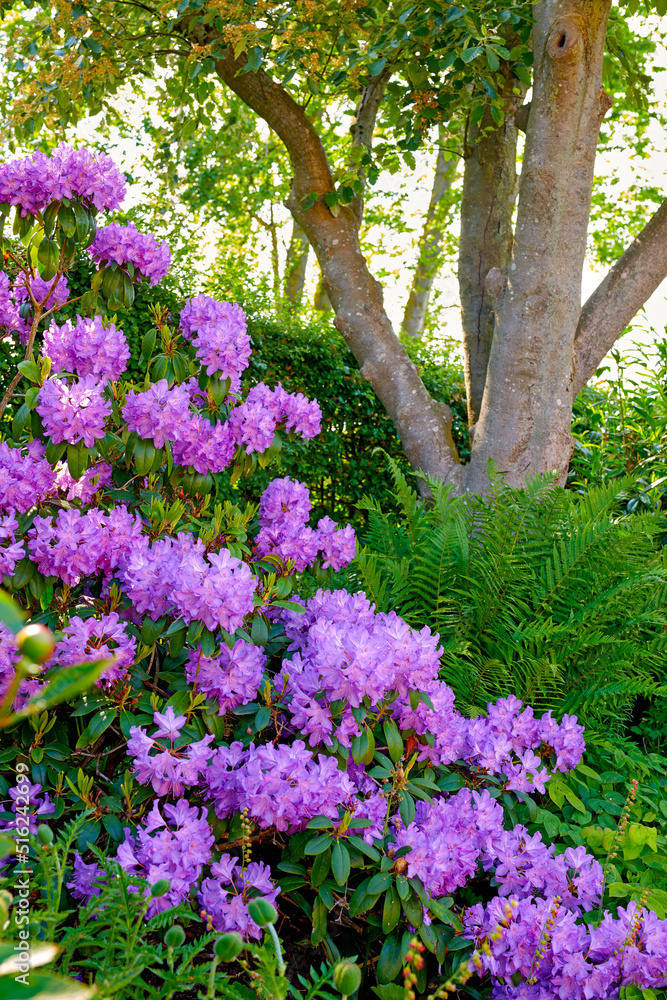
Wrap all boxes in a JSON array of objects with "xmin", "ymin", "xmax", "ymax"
[
  {"xmin": 0, "ymin": 271, "xmax": 20, "ymax": 332},
  {"xmin": 120, "ymin": 533, "xmax": 256, "ymax": 631},
  {"xmin": 0, "ymin": 440, "xmax": 56, "ymax": 513},
  {"xmin": 316, "ymin": 515, "xmax": 356, "ymax": 570},
  {"xmin": 13, "ymin": 272, "xmax": 70, "ymax": 312},
  {"xmin": 89, "ymin": 223, "xmax": 171, "ymax": 285},
  {"xmin": 54, "ymin": 612, "xmax": 137, "ymax": 686},
  {"xmin": 27, "ymin": 505, "xmax": 142, "ymax": 585},
  {"xmin": 0, "ymin": 623, "xmax": 47, "ymax": 711},
  {"xmin": 43, "ymin": 315, "xmax": 129, "ymax": 382},
  {"xmin": 66, "ymin": 855, "xmax": 106, "ymax": 903},
  {"xmin": 127, "ymin": 707, "xmax": 215, "ymax": 796},
  {"xmin": 205, "ymin": 739, "xmax": 356, "ymax": 831},
  {"xmin": 116, "ymin": 799, "xmax": 214, "ymax": 916},
  {"xmin": 230, "ymin": 383, "xmax": 322, "ymax": 454},
  {"xmin": 199, "ymin": 858, "xmax": 280, "ymax": 939},
  {"xmin": 179, "ymin": 295, "xmax": 251, "ymax": 380},
  {"xmin": 0, "ymin": 143, "xmax": 126, "ymax": 215},
  {"xmin": 170, "ymin": 413, "xmax": 237, "ymax": 475},
  {"xmin": 0, "ymin": 512, "xmax": 25, "ymax": 575},
  {"xmin": 53, "ymin": 460, "xmax": 112, "ymax": 503},
  {"xmin": 122, "ymin": 380, "xmax": 193, "ymax": 449},
  {"xmin": 37, "ymin": 375, "xmax": 111, "ymax": 447},
  {"xmin": 0, "ymin": 779, "xmax": 55, "ymax": 838},
  {"xmin": 185, "ymin": 640, "xmax": 266, "ymax": 715}
]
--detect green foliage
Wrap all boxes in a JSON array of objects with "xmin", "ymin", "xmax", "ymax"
[
  {"xmin": 351, "ymin": 460, "xmax": 667, "ymax": 727},
  {"xmin": 225, "ymin": 309, "xmax": 468, "ymax": 526}
]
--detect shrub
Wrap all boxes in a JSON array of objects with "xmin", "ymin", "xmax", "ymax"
[{"xmin": 1, "ymin": 144, "xmax": 667, "ymax": 1000}]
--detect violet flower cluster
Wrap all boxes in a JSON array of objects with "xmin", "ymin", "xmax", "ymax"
[
  {"xmin": 43, "ymin": 315, "xmax": 129, "ymax": 382},
  {"xmin": 120, "ymin": 533, "xmax": 256, "ymax": 632},
  {"xmin": 0, "ymin": 441, "xmax": 56, "ymax": 514},
  {"xmin": 53, "ymin": 460, "xmax": 112, "ymax": 504},
  {"xmin": 27, "ymin": 505, "xmax": 143, "ymax": 585},
  {"xmin": 54, "ymin": 612, "xmax": 137, "ymax": 686},
  {"xmin": 0, "ymin": 271, "xmax": 20, "ymax": 334},
  {"xmin": 230, "ymin": 383, "xmax": 321, "ymax": 454},
  {"xmin": 185, "ymin": 639, "xmax": 266, "ymax": 716},
  {"xmin": 256, "ymin": 477, "xmax": 356, "ymax": 572},
  {"xmin": 465, "ymin": 896, "xmax": 667, "ymax": 999},
  {"xmin": 37, "ymin": 375, "xmax": 112, "ymax": 447},
  {"xmin": 277, "ymin": 590, "xmax": 584, "ymax": 788},
  {"xmin": 394, "ymin": 790, "xmax": 602, "ymax": 910},
  {"xmin": 180, "ymin": 295, "xmax": 251, "ymax": 386},
  {"xmin": 205, "ymin": 740, "xmax": 356, "ymax": 832},
  {"xmin": 0, "ymin": 143, "xmax": 126, "ymax": 216},
  {"xmin": 116, "ymin": 798, "xmax": 215, "ymax": 916},
  {"xmin": 199, "ymin": 857, "xmax": 280, "ymax": 939},
  {"xmin": 0, "ymin": 779, "xmax": 55, "ymax": 838},
  {"xmin": 89, "ymin": 223, "xmax": 171, "ymax": 286},
  {"xmin": 0, "ymin": 513, "xmax": 25, "ymax": 576},
  {"xmin": 127, "ymin": 707, "xmax": 215, "ymax": 796}
]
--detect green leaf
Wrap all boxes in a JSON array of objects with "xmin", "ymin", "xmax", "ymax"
[
  {"xmin": 369, "ymin": 56, "xmax": 387, "ymax": 76},
  {"xmin": 0, "ymin": 590, "xmax": 26, "ymax": 633},
  {"xmin": 251, "ymin": 615, "xmax": 269, "ymax": 646},
  {"xmin": 371, "ymin": 987, "xmax": 406, "ymax": 1000},
  {"xmin": 382, "ymin": 884, "xmax": 401, "ymax": 933},
  {"xmin": 37, "ymin": 236, "xmax": 60, "ymax": 280},
  {"xmin": 398, "ymin": 789, "xmax": 415, "ymax": 826},
  {"xmin": 305, "ymin": 833, "xmax": 333, "ymax": 855},
  {"xmin": 17, "ymin": 359, "xmax": 42, "ymax": 384},
  {"xmin": 310, "ymin": 847, "xmax": 331, "ymax": 887},
  {"xmin": 331, "ymin": 841, "xmax": 351, "ymax": 886},
  {"xmin": 75, "ymin": 708, "xmax": 117, "ymax": 748},
  {"xmin": 67, "ymin": 441, "xmax": 90, "ymax": 481},
  {"xmin": 134, "ymin": 437, "xmax": 157, "ymax": 477},
  {"xmin": 12, "ymin": 403, "xmax": 31, "ymax": 439},
  {"xmin": 311, "ymin": 894, "xmax": 328, "ymax": 945},
  {"xmin": 377, "ymin": 932, "xmax": 402, "ymax": 984},
  {"xmin": 20, "ymin": 659, "xmax": 109, "ymax": 714},
  {"xmin": 383, "ymin": 718, "xmax": 403, "ymax": 763},
  {"xmin": 368, "ymin": 871, "xmax": 393, "ymax": 894},
  {"xmin": 348, "ymin": 878, "xmax": 381, "ymax": 917}
]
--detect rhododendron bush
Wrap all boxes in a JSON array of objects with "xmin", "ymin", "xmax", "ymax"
[{"xmin": 0, "ymin": 145, "xmax": 666, "ymax": 1000}]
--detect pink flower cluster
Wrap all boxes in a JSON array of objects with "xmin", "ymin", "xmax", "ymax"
[
  {"xmin": 27, "ymin": 505, "xmax": 142, "ymax": 585},
  {"xmin": 180, "ymin": 295, "xmax": 251, "ymax": 385},
  {"xmin": 13, "ymin": 273, "xmax": 70, "ymax": 313},
  {"xmin": 0, "ymin": 441, "xmax": 56, "ymax": 513},
  {"xmin": 199, "ymin": 857, "xmax": 280, "ymax": 939},
  {"xmin": 0, "ymin": 143, "xmax": 126, "ymax": 215},
  {"xmin": 43, "ymin": 315, "xmax": 129, "ymax": 382},
  {"xmin": 255, "ymin": 477, "xmax": 356, "ymax": 572},
  {"xmin": 127, "ymin": 707, "xmax": 215, "ymax": 796},
  {"xmin": 185, "ymin": 640, "xmax": 266, "ymax": 716},
  {"xmin": 37, "ymin": 375, "xmax": 112, "ymax": 447},
  {"xmin": 120, "ymin": 532, "xmax": 256, "ymax": 632},
  {"xmin": 53, "ymin": 461, "xmax": 112, "ymax": 504},
  {"xmin": 54, "ymin": 612, "xmax": 137, "ymax": 686},
  {"xmin": 205, "ymin": 740, "xmax": 356, "ymax": 831},
  {"xmin": 89, "ymin": 223, "xmax": 171, "ymax": 286}
]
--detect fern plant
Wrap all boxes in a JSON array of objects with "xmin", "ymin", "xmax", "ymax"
[{"xmin": 348, "ymin": 461, "xmax": 667, "ymax": 731}]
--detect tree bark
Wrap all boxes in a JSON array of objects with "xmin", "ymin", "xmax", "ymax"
[
  {"xmin": 572, "ymin": 197, "xmax": 667, "ymax": 394},
  {"xmin": 401, "ymin": 131, "xmax": 457, "ymax": 340},
  {"xmin": 464, "ymin": 0, "xmax": 613, "ymax": 492},
  {"xmin": 211, "ymin": 46, "xmax": 462, "ymax": 486},
  {"xmin": 284, "ymin": 220, "xmax": 309, "ymax": 304},
  {"xmin": 458, "ymin": 93, "xmax": 522, "ymax": 427}
]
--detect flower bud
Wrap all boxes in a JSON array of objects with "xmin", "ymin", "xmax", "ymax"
[
  {"xmin": 150, "ymin": 878, "xmax": 171, "ymax": 897},
  {"xmin": 214, "ymin": 931, "xmax": 244, "ymax": 961},
  {"xmin": 16, "ymin": 623, "xmax": 56, "ymax": 664},
  {"xmin": 247, "ymin": 897, "xmax": 278, "ymax": 927},
  {"xmin": 164, "ymin": 925, "xmax": 185, "ymax": 948},
  {"xmin": 332, "ymin": 960, "xmax": 362, "ymax": 997},
  {"xmin": 37, "ymin": 824, "xmax": 53, "ymax": 845}
]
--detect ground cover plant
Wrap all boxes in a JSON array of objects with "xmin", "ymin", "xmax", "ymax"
[{"xmin": 0, "ymin": 144, "xmax": 667, "ymax": 1000}]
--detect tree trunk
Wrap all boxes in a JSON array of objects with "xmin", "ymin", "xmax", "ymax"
[
  {"xmin": 464, "ymin": 0, "xmax": 613, "ymax": 492},
  {"xmin": 458, "ymin": 85, "xmax": 522, "ymax": 427},
  {"xmin": 212, "ymin": 49, "xmax": 462, "ymax": 485},
  {"xmin": 284, "ymin": 221, "xmax": 309, "ymax": 304},
  {"xmin": 313, "ymin": 277, "xmax": 332, "ymax": 313},
  {"xmin": 401, "ymin": 130, "xmax": 457, "ymax": 340}
]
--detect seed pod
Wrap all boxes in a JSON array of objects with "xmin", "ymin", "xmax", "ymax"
[
  {"xmin": 16, "ymin": 623, "xmax": 56, "ymax": 664},
  {"xmin": 37, "ymin": 824, "xmax": 54, "ymax": 845},
  {"xmin": 213, "ymin": 931, "xmax": 244, "ymax": 961},
  {"xmin": 164, "ymin": 925, "xmax": 185, "ymax": 948},
  {"xmin": 247, "ymin": 897, "xmax": 278, "ymax": 927},
  {"xmin": 332, "ymin": 960, "xmax": 362, "ymax": 997},
  {"xmin": 149, "ymin": 878, "xmax": 171, "ymax": 897}
]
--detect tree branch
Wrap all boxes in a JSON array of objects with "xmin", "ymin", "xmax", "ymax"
[{"xmin": 572, "ymin": 198, "xmax": 667, "ymax": 395}]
